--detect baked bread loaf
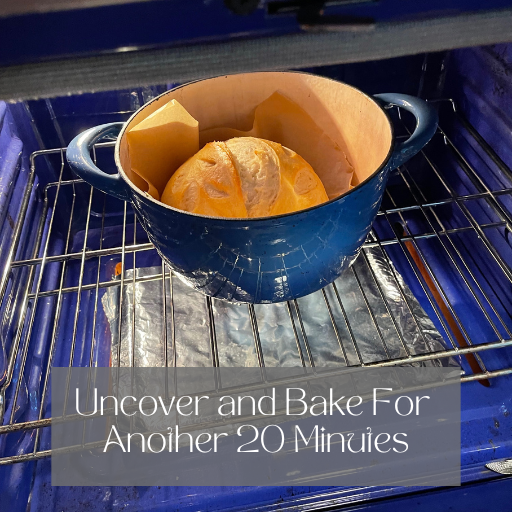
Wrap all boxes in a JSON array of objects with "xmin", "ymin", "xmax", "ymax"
[{"xmin": 161, "ymin": 137, "xmax": 328, "ymax": 218}]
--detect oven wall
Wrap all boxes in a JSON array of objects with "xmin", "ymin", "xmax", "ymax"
[{"xmin": 0, "ymin": 44, "xmax": 511, "ymax": 512}]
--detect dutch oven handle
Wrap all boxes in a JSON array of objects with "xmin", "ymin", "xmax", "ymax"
[
  {"xmin": 66, "ymin": 122, "xmax": 130, "ymax": 202},
  {"xmin": 374, "ymin": 93, "xmax": 438, "ymax": 170}
]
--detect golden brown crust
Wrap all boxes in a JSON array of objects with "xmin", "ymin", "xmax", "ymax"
[
  {"xmin": 160, "ymin": 138, "xmax": 328, "ymax": 218},
  {"xmin": 161, "ymin": 142, "xmax": 248, "ymax": 218},
  {"xmin": 264, "ymin": 140, "xmax": 328, "ymax": 216}
]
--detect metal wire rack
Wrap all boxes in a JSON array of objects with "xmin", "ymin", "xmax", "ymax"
[{"xmin": 0, "ymin": 100, "xmax": 511, "ymax": 465}]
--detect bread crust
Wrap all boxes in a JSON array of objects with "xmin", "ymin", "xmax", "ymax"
[{"xmin": 161, "ymin": 137, "xmax": 328, "ymax": 218}]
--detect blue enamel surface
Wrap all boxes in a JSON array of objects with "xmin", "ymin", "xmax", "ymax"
[
  {"xmin": 66, "ymin": 122, "xmax": 128, "ymax": 201},
  {"xmin": 374, "ymin": 93, "xmax": 439, "ymax": 169},
  {"xmin": 132, "ymin": 169, "xmax": 390, "ymax": 303},
  {"xmin": 66, "ymin": 80, "xmax": 437, "ymax": 303},
  {"xmin": 0, "ymin": 101, "xmax": 46, "ymax": 510}
]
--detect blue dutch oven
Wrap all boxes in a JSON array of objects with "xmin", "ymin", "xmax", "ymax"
[{"xmin": 67, "ymin": 72, "xmax": 437, "ymax": 303}]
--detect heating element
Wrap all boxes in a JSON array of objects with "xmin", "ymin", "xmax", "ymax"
[{"xmin": 0, "ymin": 100, "xmax": 511, "ymax": 466}]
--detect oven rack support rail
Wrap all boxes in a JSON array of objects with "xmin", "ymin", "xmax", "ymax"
[{"xmin": 0, "ymin": 100, "xmax": 511, "ymax": 465}]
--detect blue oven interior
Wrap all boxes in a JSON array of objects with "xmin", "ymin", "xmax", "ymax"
[{"xmin": 0, "ymin": 44, "xmax": 511, "ymax": 510}]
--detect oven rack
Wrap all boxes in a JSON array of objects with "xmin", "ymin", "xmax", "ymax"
[{"xmin": 0, "ymin": 100, "xmax": 511, "ymax": 465}]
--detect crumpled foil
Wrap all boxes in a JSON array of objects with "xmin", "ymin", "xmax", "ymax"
[
  {"xmin": 101, "ymin": 247, "xmax": 459, "ymax": 438},
  {"xmin": 102, "ymin": 247, "xmax": 459, "ymax": 370}
]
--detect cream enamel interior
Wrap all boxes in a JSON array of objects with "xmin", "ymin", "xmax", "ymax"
[{"xmin": 118, "ymin": 72, "xmax": 393, "ymax": 200}]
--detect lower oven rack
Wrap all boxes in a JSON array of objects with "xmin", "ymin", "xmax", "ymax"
[{"xmin": 0, "ymin": 100, "xmax": 511, "ymax": 466}]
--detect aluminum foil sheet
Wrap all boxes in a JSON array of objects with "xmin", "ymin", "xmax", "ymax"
[
  {"xmin": 102, "ymin": 247, "xmax": 459, "ymax": 438},
  {"xmin": 102, "ymin": 247, "xmax": 459, "ymax": 371}
]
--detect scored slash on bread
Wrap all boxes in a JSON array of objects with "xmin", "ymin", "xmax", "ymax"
[
  {"xmin": 161, "ymin": 137, "xmax": 329, "ymax": 218},
  {"xmin": 225, "ymin": 137, "xmax": 280, "ymax": 218}
]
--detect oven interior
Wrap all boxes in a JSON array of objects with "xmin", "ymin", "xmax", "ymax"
[{"xmin": 0, "ymin": 44, "xmax": 511, "ymax": 511}]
